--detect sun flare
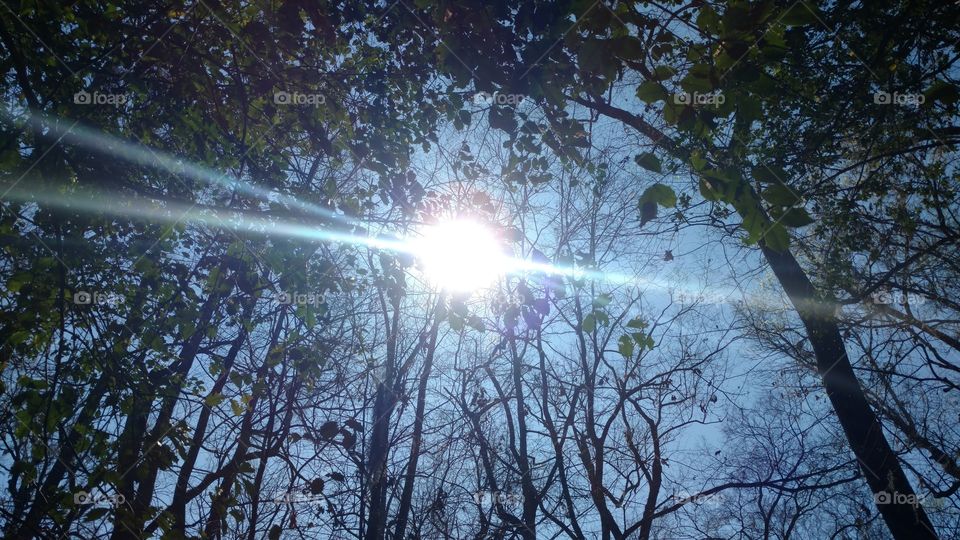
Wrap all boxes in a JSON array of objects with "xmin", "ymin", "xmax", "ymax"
[{"xmin": 413, "ymin": 219, "xmax": 506, "ymax": 292}]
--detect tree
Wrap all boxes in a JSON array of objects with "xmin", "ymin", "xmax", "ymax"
[{"xmin": 409, "ymin": 0, "xmax": 959, "ymax": 537}]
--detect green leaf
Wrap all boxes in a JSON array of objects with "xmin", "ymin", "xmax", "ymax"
[
  {"xmin": 204, "ymin": 393, "xmax": 225, "ymax": 407},
  {"xmin": 680, "ymin": 64, "xmax": 714, "ymax": 94},
  {"xmin": 779, "ymin": 207, "xmax": 815, "ymax": 227},
  {"xmin": 578, "ymin": 39, "xmax": 605, "ymax": 72},
  {"xmin": 697, "ymin": 6, "xmax": 721, "ymax": 33},
  {"xmin": 699, "ymin": 177, "xmax": 721, "ymax": 201},
  {"xmin": 762, "ymin": 184, "xmax": 800, "ymax": 206},
  {"xmin": 84, "ymin": 507, "xmax": 109, "ymax": 522},
  {"xmin": 763, "ymin": 224, "xmax": 790, "ymax": 252},
  {"xmin": 651, "ymin": 65, "xmax": 677, "ymax": 81},
  {"xmin": 924, "ymin": 80, "xmax": 959, "ymax": 105},
  {"xmin": 613, "ymin": 36, "xmax": 644, "ymax": 60},
  {"xmin": 618, "ymin": 335, "xmax": 635, "ymax": 358},
  {"xmin": 593, "ymin": 294, "xmax": 613, "ymax": 308},
  {"xmin": 626, "ymin": 318, "xmax": 647, "ymax": 330},
  {"xmin": 582, "ymin": 313, "xmax": 596, "ymax": 333},
  {"xmin": 639, "ymin": 183, "xmax": 677, "ymax": 208},
  {"xmin": 752, "ymin": 165, "xmax": 789, "ymax": 184},
  {"xmin": 636, "ymin": 81, "xmax": 667, "ymax": 103},
  {"xmin": 634, "ymin": 153, "xmax": 662, "ymax": 173},
  {"xmin": 780, "ymin": 3, "xmax": 819, "ymax": 26}
]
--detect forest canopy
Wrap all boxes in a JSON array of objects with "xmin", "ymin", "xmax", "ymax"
[{"xmin": 0, "ymin": 1, "xmax": 958, "ymax": 539}]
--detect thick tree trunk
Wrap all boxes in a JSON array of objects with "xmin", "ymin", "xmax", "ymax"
[{"xmin": 760, "ymin": 243, "xmax": 938, "ymax": 540}]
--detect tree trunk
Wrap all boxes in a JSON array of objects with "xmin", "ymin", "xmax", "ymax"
[
  {"xmin": 760, "ymin": 243, "xmax": 939, "ymax": 540},
  {"xmin": 364, "ymin": 294, "xmax": 402, "ymax": 540},
  {"xmin": 393, "ymin": 318, "xmax": 440, "ymax": 540}
]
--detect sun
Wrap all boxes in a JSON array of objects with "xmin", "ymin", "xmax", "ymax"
[{"xmin": 412, "ymin": 218, "xmax": 506, "ymax": 292}]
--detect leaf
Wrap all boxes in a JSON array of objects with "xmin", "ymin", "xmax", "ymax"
[
  {"xmin": 592, "ymin": 294, "xmax": 613, "ymax": 308},
  {"xmin": 489, "ymin": 106, "xmax": 516, "ymax": 132},
  {"xmin": 638, "ymin": 183, "xmax": 677, "ymax": 229},
  {"xmin": 578, "ymin": 39, "xmax": 605, "ymax": 72},
  {"xmin": 342, "ymin": 430, "xmax": 356, "ymax": 449},
  {"xmin": 618, "ymin": 335, "xmax": 635, "ymax": 358},
  {"xmin": 523, "ymin": 307, "xmax": 540, "ymax": 328},
  {"xmin": 636, "ymin": 81, "xmax": 667, "ymax": 103},
  {"xmin": 84, "ymin": 507, "xmax": 109, "ymax": 522},
  {"xmin": 696, "ymin": 6, "xmax": 721, "ymax": 33},
  {"xmin": 761, "ymin": 185, "xmax": 800, "ymax": 206},
  {"xmin": 582, "ymin": 313, "xmax": 596, "ymax": 333},
  {"xmin": 651, "ymin": 65, "xmax": 676, "ymax": 81},
  {"xmin": 763, "ymin": 224, "xmax": 790, "ymax": 252},
  {"xmin": 634, "ymin": 153, "xmax": 662, "ymax": 173},
  {"xmin": 204, "ymin": 393, "xmax": 225, "ymax": 407},
  {"xmin": 752, "ymin": 165, "xmax": 788, "ymax": 184},
  {"xmin": 779, "ymin": 207, "xmax": 815, "ymax": 228},
  {"xmin": 319, "ymin": 421, "xmax": 339, "ymax": 440},
  {"xmin": 640, "ymin": 201, "xmax": 658, "ymax": 227},
  {"xmin": 924, "ymin": 80, "xmax": 959, "ymax": 105},
  {"xmin": 626, "ymin": 318, "xmax": 647, "ymax": 330},
  {"xmin": 613, "ymin": 36, "xmax": 644, "ymax": 60},
  {"xmin": 468, "ymin": 315, "xmax": 486, "ymax": 332},
  {"xmin": 780, "ymin": 3, "xmax": 820, "ymax": 26}
]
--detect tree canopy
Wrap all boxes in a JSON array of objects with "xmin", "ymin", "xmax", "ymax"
[{"xmin": 1, "ymin": 1, "xmax": 958, "ymax": 539}]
